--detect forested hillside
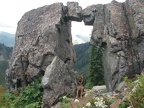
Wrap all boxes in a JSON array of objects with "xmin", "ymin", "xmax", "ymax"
[
  {"xmin": 0, "ymin": 43, "xmax": 13, "ymax": 85},
  {"xmin": 74, "ymin": 42, "xmax": 90, "ymax": 81},
  {"xmin": 74, "ymin": 43, "xmax": 104, "ymax": 86}
]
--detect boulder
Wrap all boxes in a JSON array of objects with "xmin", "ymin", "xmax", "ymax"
[
  {"xmin": 42, "ymin": 56, "xmax": 76, "ymax": 107},
  {"xmin": 141, "ymin": 68, "xmax": 144, "ymax": 76},
  {"xmin": 67, "ymin": 2, "xmax": 82, "ymax": 22},
  {"xmin": 82, "ymin": 5, "xmax": 97, "ymax": 25},
  {"xmin": 50, "ymin": 102, "xmax": 61, "ymax": 108},
  {"xmin": 115, "ymin": 81, "xmax": 127, "ymax": 92},
  {"xmin": 6, "ymin": 3, "xmax": 77, "ymax": 107},
  {"xmin": 92, "ymin": 85, "xmax": 106, "ymax": 94}
]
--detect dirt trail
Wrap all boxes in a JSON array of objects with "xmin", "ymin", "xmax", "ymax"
[{"xmin": 69, "ymin": 94, "xmax": 93, "ymax": 108}]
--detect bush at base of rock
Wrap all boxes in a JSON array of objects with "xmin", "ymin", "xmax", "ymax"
[
  {"xmin": 124, "ymin": 75, "xmax": 144, "ymax": 108},
  {"xmin": 0, "ymin": 78, "xmax": 43, "ymax": 108},
  {"xmin": 60, "ymin": 95, "xmax": 72, "ymax": 108},
  {"xmin": 118, "ymin": 102, "xmax": 129, "ymax": 108}
]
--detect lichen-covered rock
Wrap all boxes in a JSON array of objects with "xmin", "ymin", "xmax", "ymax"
[
  {"xmin": 82, "ymin": 5, "xmax": 97, "ymax": 25},
  {"xmin": 42, "ymin": 56, "xmax": 76, "ymax": 107},
  {"xmin": 6, "ymin": 0, "xmax": 144, "ymax": 107},
  {"xmin": 6, "ymin": 3, "xmax": 77, "ymax": 107},
  {"xmin": 84, "ymin": 0, "xmax": 144, "ymax": 91},
  {"xmin": 67, "ymin": 2, "xmax": 82, "ymax": 22}
]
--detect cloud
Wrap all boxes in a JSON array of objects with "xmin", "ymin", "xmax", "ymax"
[
  {"xmin": 72, "ymin": 22, "xmax": 93, "ymax": 36},
  {"xmin": 0, "ymin": 23, "xmax": 15, "ymax": 28},
  {"xmin": 0, "ymin": 26, "xmax": 16, "ymax": 34}
]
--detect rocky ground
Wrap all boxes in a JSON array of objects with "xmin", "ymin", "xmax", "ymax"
[
  {"xmin": 69, "ymin": 95, "xmax": 93, "ymax": 108},
  {"xmin": 58, "ymin": 84, "xmax": 130, "ymax": 108},
  {"xmin": 69, "ymin": 86, "xmax": 106, "ymax": 108}
]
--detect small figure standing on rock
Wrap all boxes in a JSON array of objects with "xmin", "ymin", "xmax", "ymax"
[{"xmin": 75, "ymin": 76, "xmax": 84, "ymax": 98}]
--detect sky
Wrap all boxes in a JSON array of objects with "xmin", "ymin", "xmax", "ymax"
[{"xmin": 0, "ymin": 0, "xmax": 125, "ymax": 36}]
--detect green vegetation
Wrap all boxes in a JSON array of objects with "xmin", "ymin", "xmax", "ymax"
[
  {"xmin": 119, "ymin": 102, "xmax": 129, "ymax": 108},
  {"xmin": 81, "ymin": 75, "xmax": 144, "ymax": 108},
  {"xmin": 123, "ymin": 75, "xmax": 144, "ymax": 108},
  {"xmin": 86, "ymin": 46, "xmax": 104, "ymax": 88},
  {"xmin": 74, "ymin": 43, "xmax": 104, "ymax": 87},
  {"xmin": 0, "ymin": 78, "xmax": 43, "ymax": 108},
  {"xmin": 60, "ymin": 96, "xmax": 72, "ymax": 108},
  {"xmin": 74, "ymin": 42, "xmax": 90, "ymax": 84},
  {"xmin": 0, "ymin": 41, "xmax": 143, "ymax": 108}
]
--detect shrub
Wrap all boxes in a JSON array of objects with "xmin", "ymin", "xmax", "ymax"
[
  {"xmin": 0, "ymin": 91, "xmax": 15, "ymax": 108},
  {"xmin": 25, "ymin": 102, "xmax": 41, "ymax": 108},
  {"xmin": 118, "ymin": 102, "xmax": 129, "ymax": 108},
  {"xmin": 124, "ymin": 75, "xmax": 144, "ymax": 108},
  {"xmin": 0, "ymin": 78, "xmax": 43, "ymax": 108},
  {"xmin": 0, "ymin": 85, "xmax": 5, "ymax": 94},
  {"xmin": 60, "ymin": 96, "xmax": 71, "ymax": 108}
]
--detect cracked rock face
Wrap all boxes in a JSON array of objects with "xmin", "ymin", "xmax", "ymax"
[
  {"xmin": 82, "ymin": 0, "xmax": 144, "ymax": 91},
  {"xmin": 6, "ymin": 2, "xmax": 79, "ymax": 107},
  {"xmin": 6, "ymin": 0, "xmax": 144, "ymax": 107},
  {"xmin": 42, "ymin": 56, "xmax": 76, "ymax": 107}
]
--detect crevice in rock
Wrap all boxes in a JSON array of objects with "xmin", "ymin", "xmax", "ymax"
[
  {"xmin": 55, "ymin": 23, "xmax": 61, "ymax": 33},
  {"xmin": 65, "ymin": 39, "xmax": 70, "ymax": 44},
  {"xmin": 64, "ymin": 57, "xmax": 70, "ymax": 63},
  {"xmin": 17, "ymin": 79, "xmax": 22, "ymax": 88},
  {"xmin": 40, "ymin": 70, "xmax": 45, "ymax": 77}
]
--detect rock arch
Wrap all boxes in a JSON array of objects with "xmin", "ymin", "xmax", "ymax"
[{"xmin": 6, "ymin": 0, "xmax": 144, "ymax": 107}]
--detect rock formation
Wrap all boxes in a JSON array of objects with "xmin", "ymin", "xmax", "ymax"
[
  {"xmin": 6, "ymin": 2, "xmax": 82, "ymax": 107},
  {"xmin": 82, "ymin": 0, "xmax": 144, "ymax": 91},
  {"xmin": 6, "ymin": 0, "xmax": 144, "ymax": 107}
]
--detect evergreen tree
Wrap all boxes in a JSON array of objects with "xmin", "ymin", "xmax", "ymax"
[{"xmin": 88, "ymin": 46, "xmax": 104, "ymax": 87}]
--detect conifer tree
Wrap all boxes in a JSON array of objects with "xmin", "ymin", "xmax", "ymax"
[{"xmin": 88, "ymin": 46, "xmax": 104, "ymax": 87}]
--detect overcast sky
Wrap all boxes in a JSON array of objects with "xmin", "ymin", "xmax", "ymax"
[{"xmin": 0, "ymin": 0, "xmax": 125, "ymax": 36}]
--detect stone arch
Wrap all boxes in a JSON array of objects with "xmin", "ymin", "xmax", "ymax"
[{"xmin": 6, "ymin": 0, "xmax": 144, "ymax": 107}]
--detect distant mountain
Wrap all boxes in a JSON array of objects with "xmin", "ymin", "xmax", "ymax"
[
  {"xmin": 0, "ymin": 32, "xmax": 90, "ymax": 46},
  {"xmin": 0, "ymin": 31, "xmax": 15, "ymax": 47},
  {"xmin": 72, "ymin": 34, "xmax": 90, "ymax": 45}
]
